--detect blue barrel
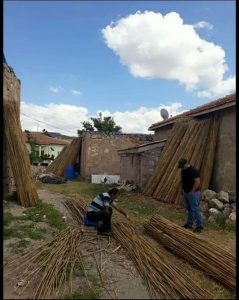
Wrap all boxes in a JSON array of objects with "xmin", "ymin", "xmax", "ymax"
[{"xmin": 64, "ymin": 165, "xmax": 74, "ymax": 179}]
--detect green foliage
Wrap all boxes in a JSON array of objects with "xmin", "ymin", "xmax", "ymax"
[
  {"xmin": 4, "ymin": 211, "xmax": 15, "ymax": 226},
  {"xmin": 206, "ymin": 215, "xmax": 236, "ymax": 232},
  {"xmin": 4, "ymin": 223, "xmax": 45, "ymax": 240},
  {"xmin": 21, "ymin": 201, "xmax": 66, "ymax": 230},
  {"xmin": 77, "ymin": 112, "xmax": 122, "ymax": 135},
  {"xmin": 26, "ymin": 131, "xmax": 39, "ymax": 163}
]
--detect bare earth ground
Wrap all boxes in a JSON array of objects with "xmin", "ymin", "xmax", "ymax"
[
  {"xmin": 4, "ymin": 189, "xmax": 150, "ymax": 300},
  {"xmin": 4, "ymin": 187, "xmax": 236, "ymax": 299}
]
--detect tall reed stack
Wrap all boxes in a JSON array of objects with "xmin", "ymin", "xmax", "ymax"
[
  {"xmin": 46, "ymin": 137, "xmax": 82, "ymax": 177},
  {"xmin": 3, "ymin": 63, "xmax": 39, "ymax": 207},
  {"xmin": 143, "ymin": 115, "xmax": 220, "ymax": 206},
  {"xmin": 144, "ymin": 215, "xmax": 236, "ymax": 290}
]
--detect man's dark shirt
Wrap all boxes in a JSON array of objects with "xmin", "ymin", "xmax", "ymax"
[{"xmin": 181, "ymin": 166, "xmax": 200, "ymax": 193}]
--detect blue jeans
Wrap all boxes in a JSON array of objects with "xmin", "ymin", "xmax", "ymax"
[{"xmin": 184, "ymin": 191, "xmax": 204, "ymax": 228}]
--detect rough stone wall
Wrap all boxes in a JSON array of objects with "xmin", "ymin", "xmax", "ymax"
[
  {"xmin": 120, "ymin": 147, "xmax": 163, "ymax": 189},
  {"xmin": 211, "ymin": 106, "xmax": 236, "ymax": 192},
  {"xmin": 80, "ymin": 132, "xmax": 153, "ymax": 181},
  {"xmin": 3, "ymin": 63, "xmax": 21, "ymax": 196}
]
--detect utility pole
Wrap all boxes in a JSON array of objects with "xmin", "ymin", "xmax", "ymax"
[{"xmin": 37, "ymin": 122, "xmax": 39, "ymax": 132}]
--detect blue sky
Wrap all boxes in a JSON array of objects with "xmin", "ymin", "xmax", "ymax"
[{"xmin": 4, "ymin": 1, "xmax": 236, "ymax": 135}]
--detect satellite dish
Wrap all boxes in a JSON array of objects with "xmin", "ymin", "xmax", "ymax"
[{"xmin": 160, "ymin": 108, "xmax": 169, "ymax": 120}]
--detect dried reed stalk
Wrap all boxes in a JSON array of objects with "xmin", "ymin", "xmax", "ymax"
[
  {"xmin": 4, "ymin": 227, "xmax": 101, "ymax": 299},
  {"xmin": 143, "ymin": 117, "xmax": 191, "ymax": 196},
  {"xmin": 3, "ymin": 87, "xmax": 39, "ymax": 207},
  {"xmin": 200, "ymin": 115, "xmax": 220, "ymax": 191},
  {"xmin": 46, "ymin": 138, "xmax": 82, "ymax": 177},
  {"xmin": 63, "ymin": 197, "xmax": 212, "ymax": 299},
  {"xmin": 144, "ymin": 215, "xmax": 236, "ymax": 290}
]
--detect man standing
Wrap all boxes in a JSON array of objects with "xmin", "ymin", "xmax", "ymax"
[
  {"xmin": 178, "ymin": 158, "xmax": 204, "ymax": 233},
  {"xmin": 86, "ymin": 187, "xmax": 129, "ymax": 236}
]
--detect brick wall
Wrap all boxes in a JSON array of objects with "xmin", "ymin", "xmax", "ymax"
[
  {"xmin": 3, "ymin": 64, "xmax": 20, "ymax": 196},
  {"xmin": 80, "ymin": 132, "xmax": 153, "ymax": 181}
]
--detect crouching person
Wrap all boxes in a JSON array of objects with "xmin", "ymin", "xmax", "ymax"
[{"xmin": 86, "ymin": 187, "xmax": 129, "ymax": 236}]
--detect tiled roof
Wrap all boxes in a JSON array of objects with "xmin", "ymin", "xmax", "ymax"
[
  {"xmin": 23, "ymin": 132, "xmax": 70, "ymax": 145},
  {"xmin": 149, "ymin": 94, "xmax": 236, "ymax": 131}
]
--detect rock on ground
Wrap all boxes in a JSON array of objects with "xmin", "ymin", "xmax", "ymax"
[
  {"xmin": 208, "ymin": 208, "xmax": 221, "ymax": 217},
  {"xmin": 208, "ymin": 198, "xmax": 224, "ymax": 211},
  {"xmin": 201, "ymin": 189, "xmax": 217, "ymax": 202},
  {"xmin": 229, "ymin": 212, "xmax": 236, "ymax": 223},
  {"xmin": 216, "ymin": 191, "xmax": 229, "ymax": 204}
]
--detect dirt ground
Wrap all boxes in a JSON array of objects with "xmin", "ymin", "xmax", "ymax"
[
  {"xmin": 4, "ymin": 189, "xmax": 150, "ymax": 300},
  {"xmin": 4, "ymin": 188, "xmax": 236, "ymax": 299}
]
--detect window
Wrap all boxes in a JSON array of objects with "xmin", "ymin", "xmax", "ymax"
[{"xmin": 41, "ymin": 150, "xmax": 44, "ymax": 156}]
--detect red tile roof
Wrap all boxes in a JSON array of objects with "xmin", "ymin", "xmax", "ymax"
[
  {"xmin": 149, "ymin": 94, "xmax": 236, "ymax": 131},
  {"xmin": 22, "ymin": 132, "xmax": 70, "ymax": 145}
]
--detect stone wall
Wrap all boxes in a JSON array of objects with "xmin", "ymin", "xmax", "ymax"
[
  {"xmin": 80, "ymin": 132, "xmax": 153, "ymax": 181},
  {"xmin": 211, "ymin": 106, "xmax": 236, "ymax": 192},
  {"xmin": 3, "ymin": 63, "xmax": 21, "ymax": 196}
]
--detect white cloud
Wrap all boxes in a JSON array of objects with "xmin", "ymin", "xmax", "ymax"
[
  {"xmin": 49, "ymin": 86, "xmax": 63, "ymax": 94},
  {"xmin": 70, "ymin": 89, "xmax": 81, "ymax": 96},
  {"xmin": 20, "ymin": 101, "xmax": 184, "ymax": 135},
  {"xmin": 193, "ymin": 21, "xmax": 213, "ymax": 31},
  {"xmin": 102, "ymin": 11, "xmax": 235, "ymax": 99}
]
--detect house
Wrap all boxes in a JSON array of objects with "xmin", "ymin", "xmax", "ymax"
[
  {"xmin": 23, "ymin": 132, "xmax": 70, "ymax": 164},
  {"xmin": 117, "ymin": 94, "xmax": 236, "ymax": 192},
  {"xmin": 42, "ymin": 130, "xmax": 75, "ymax": 142},
  {"xmin": 118, "ymin": 140, "xmax": 166, "ymax": 188},
  {"xmin": 148, "ymin": 94, "xmax": 236, "ymax": 192}
]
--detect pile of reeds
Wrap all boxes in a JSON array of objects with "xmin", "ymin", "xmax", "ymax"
[
  {"xmin": 143, "ymin": 115, "xmax": 220, "ymax": 206},
  {"xmin": 4, "ymin": 227, "xmax": 109, "ymax": 299},
  {"xmin": 144, "ymin": 215, "xmax": 236, "ymax": 290},
  {"xmin": 46, "ymin": 137, "xmax": 82, "ymax": 177},
  {"xmin": 63, "ymin": 197, "xmax": 212, "ymax": 299},
  {"xmin": 3, "ymin": 74, "xmax": 39, "ymax": 207},
  {"xmin": 63, "ymin": 197, "xmax": 88, "ymax": 224}
]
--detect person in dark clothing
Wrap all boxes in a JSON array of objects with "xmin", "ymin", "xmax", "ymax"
[
  {"xmin": 178, "ymin": 158, "xmax": 204, "ymax": 233},
  {"xmin": 86, "ymin": 187, "xmax": 129, "ymax": 236}
]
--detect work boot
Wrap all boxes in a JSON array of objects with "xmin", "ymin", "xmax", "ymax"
[
  {"xmin": 182, "ymin": 224, "xmax": 192, "ymax": 229},
  {"xmin": 194, "ymin": 227, "xmax": 203, "ymax": 233}
]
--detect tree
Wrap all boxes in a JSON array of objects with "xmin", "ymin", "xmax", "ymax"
[
  {"xmin": 77, "ymin": 112, "xmax": 122, "ymax": 136},
  {"xmin": 25, "ymin": 131, "xmax": 39, "ymax": 163}
]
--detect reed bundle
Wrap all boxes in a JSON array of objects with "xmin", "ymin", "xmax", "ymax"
[
  {"xmin": 144, "ymin": 215, "xmax": 236, "ymax": 290},
  {"xmin": 143, "ymin": 115, "xmax": 220, "ymax": 207},
  {"xmin": 143, "ymin": 117, "xmax": 191, "ymax": 196},
  {"xmin": 46, "ymin": 138, "xmax": 82, "ymax": 177},
  {"xmin": 3, "ymin": 89, "xmax": 39, "ymax": 207},
  {"xmin": 63, "ymin": 197, "xmax": 211, "ymax": 299},
  {"xmin": 4, "ymin": 227, "xmax": 105, "ymax": 299}
]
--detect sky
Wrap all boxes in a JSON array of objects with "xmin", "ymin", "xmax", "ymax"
[{"xmin": 4, "ymin": 1, "xmax": 236, "ymax": 136}]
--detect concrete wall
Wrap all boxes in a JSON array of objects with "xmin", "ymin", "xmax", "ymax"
[
  {"xmin": 25, "ymin": 143, "xmax": 65, "ymax": 159},
  {"xmin": 3, "ymin": 64, "xmax": 20, "ymax": 196},
  {"xmin": 154, "ymin": 124, "xmax": 173, "ymax": 140},
  {"xmin": 80, "ymin": 132, "xmax": 153, "ymax": 181},
  {"xmin": 119, "ymin": 146, "xmax": 164, "ymax": 189},
  {"xmin": 210, "ymin": 106, "xmax": 236, "ymax": 192}
]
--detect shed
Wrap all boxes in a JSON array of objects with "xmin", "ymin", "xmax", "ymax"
[{"xmin": 118, "ymin": 140, "xmax": 166, "ymax": 189}]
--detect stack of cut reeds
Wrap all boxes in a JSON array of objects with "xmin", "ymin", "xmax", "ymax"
[
  {"xmin": 4, "ymin": 227, "xmax": 107, "ymax": 299},
  {"xmin": 46, "ymin": 138, "xmax": 82, "ymax": 177},
  {"xmin": 144, "ymin": 215, "xmax": 236, "ymax": 290},
  {"xmin": 63, "ymin": 197, "xmax": 211, "ymax": 299},
  {"xmin": 3, "ymin": 72, "xmax": 39, "ymax": 207},
  {"xmin": 143, "ymin": 115, "xmax": 220, "ymax": 206}
]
